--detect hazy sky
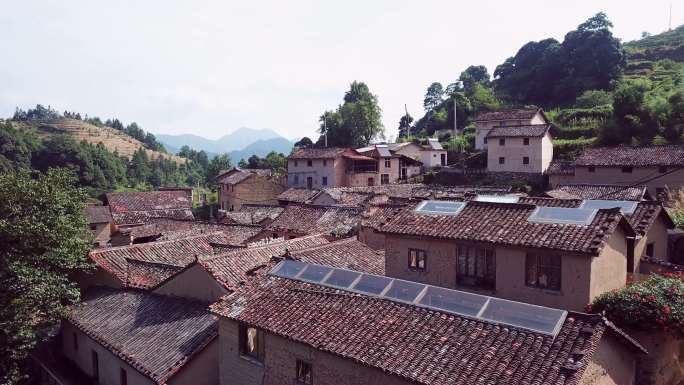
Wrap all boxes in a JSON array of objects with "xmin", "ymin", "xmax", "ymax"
[{"xmin": 1, "ymin": 1, "xmax": 681, "ymax": 141}]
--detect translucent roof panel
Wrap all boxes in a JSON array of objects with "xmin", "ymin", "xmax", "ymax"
[
  {"xmin": 383, "ymin": 280, "xmax": 425, "ymax": 303},
  {"xmin": 415, "ymin": 200, "xmax": 466, "ymax": 216},
  {"xmin": 581, "ymin": 199, "xmax": 638, "ymax": 214},
  {"xmin": 527, "ymin": 207, "xmax": 597, "ymax": 226},
  {"xmin": 474, "ymin": 195, "xmax": 520, "ymax": 204},
  {"xmin": 272, "ymin": 260, "xmax": 307, "ymax": 278},
  {"xmin": 351, "ymin": 274, "xmax": 392, "ymax": 295},
  {"xmin": 479, "ymin": 297, "xmax": 567, "ymax": 335},
  {"xmin": 323, "ymin": 269, "xmax": 361, "ymax": 288},
  {"xmin": 298, "ymin": 264, "xmax": 333, "ymax": 283},
  {"xmin": 418, "ymin": 286, "xmax": 487, "ymax": 317}
]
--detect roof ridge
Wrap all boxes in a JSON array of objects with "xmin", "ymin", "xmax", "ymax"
[{"xmin": 90, "ymin": 231, "xmax": 223, "ymax": 253}]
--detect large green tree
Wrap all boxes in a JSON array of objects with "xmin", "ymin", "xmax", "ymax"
[
  {"xmin": 423, "ymin": 82, "xmax": 445, "ymax": 111},
  {"xmin": 0, "ymin": 169, "xmax": 92, "ymax": 384}
]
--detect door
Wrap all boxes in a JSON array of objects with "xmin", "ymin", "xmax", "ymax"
[
  {"xmin": 367, "ymin": 177, "xmax": 374, "ymax": 186},
  {"xmin": 306, "ymin": 177, "xmax": 313, "ymax": 189},
  {"xmin": 440, "ymin": 153, "xmax": 446, "ymax": 166},
  {"xmin": 91, "ymin": 350, "xmax": 99, "ymax": 381},
  {"xmin": 401, "ymin": 167, "xmax": 407, "ymax": 180}
]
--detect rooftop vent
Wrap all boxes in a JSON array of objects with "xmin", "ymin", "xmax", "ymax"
[
  {"xmin": 415, "ymin": 200, "xmax": 466, "ymax": 216},
  {"xmin": 474, "ymin": 195, "xmax": 520, "ymax": 204},
  {"xmin": 528, "ymin": 206, "xmax": 597, "ymax": 226},
  {"xmin": 270, "ymin": 260, "xmax": 568, "ymax": 337},
  {"xmin": 580, "ymin": 199, "xmax": 637, "ymax": 215}
]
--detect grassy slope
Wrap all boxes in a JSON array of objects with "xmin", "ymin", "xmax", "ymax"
[{"xmin": 13, "ymin": 118, "xmax": 186, "ymax": 164}]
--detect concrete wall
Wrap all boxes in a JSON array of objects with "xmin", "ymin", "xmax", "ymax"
[
  {"xmin": 168, "ymin": 339, "xmax": 219, "ymax": 385},
  {"xmin": 549, "ymin": 173, "xmax": 575, "ymax": 188},
  {"xmin": 420, "ymin": 150, "xmax": 447, "ymax": 168},
  {"xmin": 220, "ymin": 176, "xmax": 284, "ymax": 211},
  {"xmin": 378, "ymin": 157, "xmax": 401, "ymax": 183},
  {"xmin": 384, "ymin": 233, "xmax": 628, "ymax": 311},
  {"xmin": 633, "ymin": 215, "xmax": 671, "ymax": 271},
  {"xmin": 573, "ymin": 166, "xmax": 684, "ymax": 197},
  {"xmin": 486, "ymin": 132, "xmax": 552, "ymax": 174},
  {"xmin": 153, "ymin": 264, "xmax": 228, "ymax": 302},
  {"xmin": 579, "ymin": 333, "xmax": 638, "ymax": 385},
  {"xmin": 218, "ymin": 318, "xmax": 414, "ymax": 385},
  {"xmin": 347, "ymin": 171, "xmax": 378, "ymax": 187},
  {"xmin": 62, "ymin": 322, "xmax": 155, "ymax": 385},
  {"xmin": 287, "ymin": 158, "xmax": 341, "ymax": 188},
  {"xmin": 358, "ymin": 227, "xmax": 385, "ymax": 250}
]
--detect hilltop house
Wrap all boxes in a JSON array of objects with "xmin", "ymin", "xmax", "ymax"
[
  {"xmin": 217, "ymin": 168, "xmax": 285, "ymax": 211},
  {"xmin": 211, "ymin": 261, "xmax": 646, "ymax": 385},
  {"xmin": 474, "ymin": 107, "xmax": 548, "ymax": 150},
  {"xmin": 370, "ymin": 139, "xmax": 447, "ymax": 169},
  {"xmin": 560, "ymin": 145, "xmax": 684, "ymax": 199},
  {"xmin": 485, "ymin": 123, "xmax": 554, "ymax": 174}
]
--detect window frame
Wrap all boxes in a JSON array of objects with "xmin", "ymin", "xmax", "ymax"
[
  {"xmin": 384, "ymin": 159, "xmax": 391, "ymax": 168},
  {"xmin": 322, "ymin": 176, "xmax": 328, "ymax": 186},
  {"xmin": 588, "ymin": 166, "xmax": 595, "ymax": 173},
  {"xmin": 307, "ymin": 160, "xmax": 313, "ymax": 167},
  {"xmin": 522, "ymin": 156, "xmax": 530, "ymax": 165},
  {"xmin": 525, "ymin": 253, "xmax": 561, "ymax": 291},
  {"xmin": 408, "ymin": 248, "xmax": 427, "ymax": 271},
  {"xmin": 294, "ymin": 160, "xmax": 298, "ymax": 167},
  {"xmin": 380, "ymin": 174, "xmax": 390, "ymax": 185},
  {"xmin": 646, "ymin": 243, "xmax": 654, "ymax": 258},
  {"xmin": 323, "ymin": 159, "xmax": 327, "ymax": 167},
  {"xmin": 296, "ymin": 359, "xmax": 313, "ymax": 384},
  {"xmin": 523, "ymin": 137, "xmax": 530, "ymax": 145},
  {"xmin": 499, "ymin": 138, "xmax": 505, "ymax": 146},
  {"xmin": 239, "ymin": 324, "xmax": 265, "ymax": 362},
  {"xmin": 456, "ymin": 247, "xmax": 496, "ymax": 290},
  {"xmin": 294, "ymin": 175, "xmax": 299, "ymax": 185},
  {"xmin": 498, "ymin": 157, "xmax": 505, "ymax": 165}
]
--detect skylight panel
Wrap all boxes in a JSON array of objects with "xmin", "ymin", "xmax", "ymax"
[
  {"xmin": 418, "ymin": 286, "xmax": 487, "ymax": 317},
  {"xmin": 581, "ymin": 199, "xmax": 638, "ymax": 214},
  {"xmin": 415, "ymin": 200, "xmax": 466, "ymax": 216},
  {"xmin": 474, "ymin": 195, "xmax": 520, "ymax": 204},
  {"xmin": 272, "ymin": 260, "xmax": 307, "ymax": 278},
  {"xmin": 383, "ymin": 280, "xmax": 425, "ymax": 303},
  {"xmin": 351, "ymin": 274, "xmax": 392, "ymax": 295},
  {"xmin": 323, "ymin": 269, "xmax": 361, "ymax": 288},
  {"xmin": 527, "ymin": 207, "xmax": 597, "ymax": 226},
  {"xmin": 298, "ymin": 264, "xmax": 333, "ymax": 283},
  {"xmin": 479, "ymin": 298, "xmax": 567, "ymax": 336}
]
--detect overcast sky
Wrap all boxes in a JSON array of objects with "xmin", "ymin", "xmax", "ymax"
[{"xmin": 1, "ymin": 1, "xmax": 681, "ymax": 141}]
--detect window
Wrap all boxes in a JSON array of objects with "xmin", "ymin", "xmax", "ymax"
[
  {"xmin": 385, "ymin": 159, "xmax": 391, "ymax": 168},
  {"xmin": 322, "ymin": 176, "xmax": 328, "ymax": 186},
  {"xmin": 296, "ymin": 360, "xmax": 312, "ymax": 384},
  {"xmin": 272, "ymin": 233, "xmax": 278, "ymax": 238},
  {"xmin": 73, "ymin": 332, "xmax": 78, "ymax": 351},
  {"xmin": 323, "ymin": 160, "xmax": 327, "ymax": 167},
  {"xmin": 381, "ymin": 174, "xmax": 390, "ymax": 185},
  {"xmin": 294, "ymin": 160, "xmax": 298, "ymax": 167},
  {"xmin": 588, "ymin": 166, "xmax": 595, "ymax": 173},
  {"xmin": 306, "ymin": 177, "xmax": 313, "ymax": 189},
  {"xmin": 499, "ymin": 138, "xmax": 505, "ymax": 146},
  {"xmin": 525, "ymin": 254, "xmax": 561, "ymax": 291},
  {"xmin": 307, "ymin": 160, "xmax": 313, "ymax": 167},
  {"xmin": 484, "ymin": 137, "xmax": 488, "ymax": 144},
  {"xmin": 498, "ymin": 157, "xmax": 505, "ymax": 165},
  {"xmin": 294, "ymin": 175, "xmax": 299, "ymax": 185},
  {"xmin": 120, "ymin": 369, "xmax": 127, "ymax": 385},
  {"xmin": 89, "ymin": 224, "xmax": 97, "ymax": 231},
  {"xmin": 523, "ymin": 138, "xmax": 530, "ymax": 145},
  {"xmin": 659, "ymin": 166, "xmax": 667, "ymax": 173},
  {"xmin": 457, "ymin": 247, "xmax": 495, "ymax": 290},
  {"xmin": 646, "ymin": 243, "xmax": 654, "ymax": 258},
  {"xmin": 239, "ymin": 325, "xmax": 264, "ymax": 362},
  {"xmin": 621, "ymin": 166, "xmax": 633, "ymax": 173},
  {"xmin": 367, "ymin": 177, "xmax": 374, "ymax": 186},
  {"xmin": 91, "ymin": 351, "xmax": 99, "ymax": 380},
  {"xmin": 408, "ymin": 249, "xmax": 427, "ymax": 270},
  {"xmin": 523, "ymin": 157, "xmax": 529, "ymax": 165}
]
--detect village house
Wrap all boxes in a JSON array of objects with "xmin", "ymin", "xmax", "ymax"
[
  {"xmin": 545, "ymin": 184, "xmax": 652, "ymax": 201},
  {"xmin": 356, "ymin": 143, "xmax": 428, "ymax": 180},
  {"xmin": 276, "ymin": 187, "xmax": 321, "ymax": 205},
  {"xmin": 358, "ymin": 204, "xmax": 406, "ymax": 250},
  {"xmin": 217, "ymin": 168, "xmax": 285, "ymax": 211},
  {"xmin": 210, "ymin": 261, "xmax": 646, "ymax": 385},
  {"xmin": 379, "ymin": 199, "xmax": 637, "ymax": 311},
  {"xmin": 85, "ymin": 205, "xmax": 113, "ymax": 247},
  {"xmin": 287, "ymin": 147, "xmax": 378, "ymax": 188},
  {"xmin": 259, "ymin": 204, "xmax": 362, "ymax": 240},
  {"xmin": 105, "ymin": 191, "xmax": 194, "ymax": 231},
  {"xmin": 383, "ymin": 139, "xmax": 447, "ymax": 169},
  {"xmin": 62, "ymin": 288, "xmax": 218, "ymax": 385},
  {"xmin": 485, "ymin": 123, "xmax": 554, "ymax": 174},
  {"xmin": 474, "ymin": 107, "xmax": 548, "ymax": 150},
  {"xmin": 109, "ymin": 218, "xmax": 262, "ymax": 246},
  {"xmin": 560, "ymin": 145, "xmax": 684, "ymax": 199},
  {"xmin": 220, "ymin": 204, "xmax": 284, "ymax": 226}
]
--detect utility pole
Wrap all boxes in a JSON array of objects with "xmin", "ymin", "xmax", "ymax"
[
  {"xmin": 324, "ymin": 116, "xmax": 328, "ymax": 147},
  {"xmin": 404, "ymin": 104, "xmax": 410, "ymax": 138},
  {"xmin": 454, "ymin": 98, "xmax": 458, "ymax": 135},
  {"xmin": 669, "ymin": 2, "xmax": 673, "ymax": 31}
]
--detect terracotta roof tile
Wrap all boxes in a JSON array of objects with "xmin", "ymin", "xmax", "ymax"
[
  {"xmin": 266, "ymin": 204, "xmax": 362, "ymax": 237},
  {"xmin": 545, "ymin": 184, "xmax": 648, "ymax": 201},
  {"xmin": 125, "ymin": 259, "xmax": 183, "ymax": 290},
  {"xmin": 127, "ymin": 219, "xmax": 261, "ymax": 245},
  {"xmin": 211, "ymin": 275, "xmax": 615, "ymax": 385},
  {"xmin": 221, "ymin": 205, "xmax": 284, "ymax": 225},
  {"xmin": 288, "ymin": 147, "xmax": 347, "ymax": 159},
  {"xmin": 290, "ymin": 238, "xmax": 385, "ymax": 275},
  {"xmin": 475, "ymin": 108, "xmax": 541, "ymax": 122},
  {"xmin": 380, "ymin": 201, "xmax": 633, "ymax": 255},
  {"xmin": 575, "ymin": 145, "xmax": 684, "ymax": 167},
  {"xmin": 547, "ymin": 160, "xmax": 575, "ymax": 175},
  {"xmin": 106, "ymin": 191, "xmax": 192, "ymax": 212},
  {"xmin": 486, "ymin": 124, "xmax": 551, "ymax": 138},
  {"xmin": 277, "ymin": 188, "xmax": 321, "ymax": 203},
  {"xmin": 67, "ymin": 288, "xmax": 216, "ymax": 384},
  {"xmin": 110, "ymin": 209, "xmax": 194, "ymax": 226},
  {"xmin": 85, "ymin": 206, "xmax": 112, "ymax": 224}
]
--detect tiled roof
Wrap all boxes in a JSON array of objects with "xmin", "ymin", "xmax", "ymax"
[
  {"xmin": 125, "ymin": 259, "xmax": 183, "ymax": 290},
  {"xmin": 289, "ymin": 238, "xmax": 385, "ymax": 275},
  {"xmin": 361, "ymin": 204, "xmax": 407, "ymax": 230},
  {"xmin": 266, "ymin": 204, "xmax": 362, "ymax": 237},
  {"xmin": 110, "ymin": 209, "xmax": 194, "ymax": 226},
  {"xmin": 221, "ymin": 205, "xmax": 284, "ymax": 225},
  {"xmin": 106, "ymin": 191, "xmax": 192, "ymax": 212},
  {"xmin": 545, "ymin": 184, "xmax": 649, "ymax": 201},
  {"xmin": 85, "ymin": 206, "xmax": 112, "ymax": 224},
  {"xmin": 486, "ymin": 124, "xmax": 551, "ymax": 138},
  {"xmin": 211, "ymin": 275, "xmax": 621, "ymax": 385},
  {"xmin": 277, "ymin": 188, "xmax": 321, "ymax": 203},
  {"xmin": 126, "ymin": 219, "xmax": 261, "ymax": 245},
  {"xmin": 475, "ymin": 108, "xmax": 541, "ymax": 122},
  {"xmin": 199, "ymin": 235, "xmax": 330, "ymax": 289},
  {"xmin": 288, "ymin": 147, "xmax": 347, "ymax": 159},
  {"xmin": 89, "ymin": 233, "xmax": 221, "ymax": 286},
  {"xmin": 518, "ymin": 197, "xmax": 674, "ymax": 235},
  {"xmin": 547, "ymin": 160, "xmax": 576, "ymax": 175},
  {"xmin": 380, "ymin": 201, "xmax": 634, "ymax": 255},
  {"xmin": 67, "ymin": 288, "xmax": 217, "ymax": 384},
  {"xmin": 575, "ymin": 145, "xmax": 684, "ymax": 167},
  {"xmin": 427, "ymin": 138, "xmax": 444, "ymax": 150},
  {"xmin": 316, "ymin": 190, "xmax": 374, "ymax": 206}
]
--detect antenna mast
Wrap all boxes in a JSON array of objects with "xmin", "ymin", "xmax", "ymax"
[{"xmin": 404, "ymin": 104, "xmax": 410, "ymax": 138}]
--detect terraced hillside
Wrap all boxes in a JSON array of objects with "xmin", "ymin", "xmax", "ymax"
[
  {"xmin": 13, "ymin": 118, "xmax": 186, "ymax": 164},
  {"xmin": 624, "ymin": 24, "xmax": 684, "ymax": 79}
]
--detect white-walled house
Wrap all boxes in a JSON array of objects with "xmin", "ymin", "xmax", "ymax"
[
  {"xmin": 486, "ymin": 124, "xmax": 554, "ymax": 173},
  {"xmin": 475, "ymin": 108, "xmax": 548, "ymax": 150}
]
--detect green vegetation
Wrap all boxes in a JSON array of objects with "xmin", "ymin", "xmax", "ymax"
[
  {"xmin": 590, "ymin": 272, "xmax": 684, "ymax": 333},
  {"xmin": 316, "ymin": 81, "xmax": 384, "ymax": 147},
  {"xmin": 238, "ymin": 151, "xmax": 288, "ymax": 175},
  {"xmin": 0, "ymin": 169, "xmax": 93, "ymax": 384}
]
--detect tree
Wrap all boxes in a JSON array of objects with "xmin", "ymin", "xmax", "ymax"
[
  {"xmin": 206, "ymin": 154, "xmax": 231, "ymax": 188},
  {"xmin": 423, "ymin": 82, "xmax": 445, "ymax": 111},
  {"xmin": 398, "ymin": 113, "xmax": 413, "ymax": 138},
  {"xmin": 459, "ymin": 65, "xmax": 491, "ymax": 95},
  {"xmin": 0, "ymin": 169, "xmax": 92, "ymax": 384},
  {"xmin": 294, "ymin": 137, "xmax": 313, "ymax": 148}
]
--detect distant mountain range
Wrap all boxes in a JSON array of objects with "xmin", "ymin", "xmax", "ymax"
[{"xmin": 157, "ymin": 127, "xmax": 295, "ymax": 162}]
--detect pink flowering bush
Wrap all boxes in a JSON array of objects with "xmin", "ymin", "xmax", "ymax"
[{"xmin": 588, "ymin": 272, "xmax": 683, "ymax": 333}]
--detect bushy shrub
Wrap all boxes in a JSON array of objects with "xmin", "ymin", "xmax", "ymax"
[{"xmin": 589, "ymin": 272, "xmax": 684, "ymax": 333}]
